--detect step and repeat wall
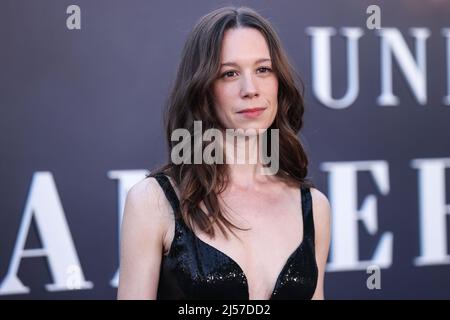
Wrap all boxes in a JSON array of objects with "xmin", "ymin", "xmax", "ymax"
[{"xmin": 1, "ymin": 0, "xmax": 449, "ymax": 299}]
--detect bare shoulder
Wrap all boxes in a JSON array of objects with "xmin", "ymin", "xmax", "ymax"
[
  {"xmin": 309, "ymin": 187, "xmax": 332, "ymax": 227},
  {"xmin": 118, "ymin": 176, "xmax": 172, "ymax": 299},
  {"xmin": 122, "ymin": 176, "xmax": 175, "ymax": 251},
  {"xmin": 126, "ymin": 177, "xmax": 172, "ymax": 219}
]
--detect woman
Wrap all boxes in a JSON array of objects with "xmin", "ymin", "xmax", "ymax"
[{"xmin": 117, "ymin": 6, "xmax": 331, "ymax": 300}]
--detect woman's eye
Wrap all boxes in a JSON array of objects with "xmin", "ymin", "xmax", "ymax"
[
  {"xmin": 221, "ymin": 71, "xmax": 237, "ymax": 78},
  {"xmin": 257, "ymin": 67, "xmax": 272, "ymax": 73},
  {"xmin": 220, "ymin": 67, "xmax": 272, "ymax": 79}
]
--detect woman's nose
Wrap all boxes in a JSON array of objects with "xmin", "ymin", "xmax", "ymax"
[{"xmin": 240, "ymin": 73, "xmax": 259, "ymax": 98}]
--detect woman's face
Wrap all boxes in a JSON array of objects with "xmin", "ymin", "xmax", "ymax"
[{"xmin": 212, "ymin": 27, "xmax": 278, "ymax": 132}]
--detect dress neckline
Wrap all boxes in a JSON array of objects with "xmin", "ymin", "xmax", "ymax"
[{"xmin": 190, "ymin": 222, "xmax": 306, "ymax": 300}]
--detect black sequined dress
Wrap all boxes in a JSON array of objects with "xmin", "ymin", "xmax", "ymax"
[{"xmin": 154, "ymin": 173, "xmax": 318, "ymax": 300}]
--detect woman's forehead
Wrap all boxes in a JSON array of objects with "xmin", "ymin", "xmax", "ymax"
[{"xmin": 220, "ymin": 28, "xmax": 271, "ymax": 63}]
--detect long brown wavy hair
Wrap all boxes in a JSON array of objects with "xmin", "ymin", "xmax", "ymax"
[{"xmin": 148, "ymin": 6, "xmax": 314, "ymax": 239}]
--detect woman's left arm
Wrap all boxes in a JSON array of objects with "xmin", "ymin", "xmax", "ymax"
[{"xmin": 310, "ymin": 188, "xmax": 332, "ymax": 300}]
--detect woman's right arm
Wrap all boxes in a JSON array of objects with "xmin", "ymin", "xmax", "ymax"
[{"xmin": 117, "ymin": 177, "xmax": 169, "ymax": 300}]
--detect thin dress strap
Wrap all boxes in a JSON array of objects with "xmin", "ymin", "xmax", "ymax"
[{"xmin": 300, "ymin": 187, "xmax": 315, "ymax": 246}]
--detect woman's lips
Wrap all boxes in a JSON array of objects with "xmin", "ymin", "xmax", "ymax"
[{"xmin": 237, "ymin": 107, "xmax": 266, "ymax": 118}]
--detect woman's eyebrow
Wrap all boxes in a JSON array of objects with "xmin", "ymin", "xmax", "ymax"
[{"xmin": 220, "ymin": 58, "xmax": 271, "ymax": 67}]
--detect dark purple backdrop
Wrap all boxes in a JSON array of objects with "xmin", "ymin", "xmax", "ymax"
[{"xmin": 1, "ymin": 0, "xmax": 449, "ymax": 299}]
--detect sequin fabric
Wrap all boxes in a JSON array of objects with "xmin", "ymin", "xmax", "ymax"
[{"xmin": 154, "ymin": 173, "xmax": 318, "ymax": 300}]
